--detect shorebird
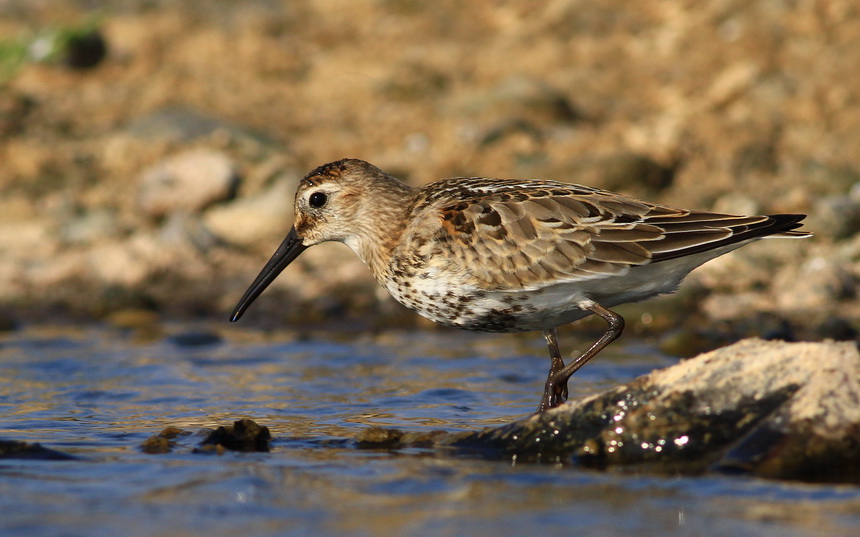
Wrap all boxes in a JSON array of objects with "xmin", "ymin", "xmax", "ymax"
[{"xmin": 230, "ymin": 159, "xmax": 811, "ymax": 412}]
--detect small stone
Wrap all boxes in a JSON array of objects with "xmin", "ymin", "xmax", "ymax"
[
  {"xmin": 203, "ymin": 174, "xmax": 296, "ymax": 246},
  {"xmin": 355, "ymin": 426, "xmax": 404, "ymax": 448},
  {"xmin": 141, "ymin": 435, "xmax": 171, "ymax": 454},
  {"xmin": 141, "ymin": 426, "xmax": 188, "ymax": 454},
  {"xmin": 197, "ymin": 419, "xmax": 271, "ymax": 453},
  {"xmin": 138, "ymin": 150, "xmax": 239, "ymax": 218}
]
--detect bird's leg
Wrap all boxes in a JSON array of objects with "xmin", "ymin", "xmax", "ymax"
[
  {"xmin": 537, "ymin": 328, "xmax": 568, "ymax": 413},
  {"xmin": 538, "ymin": 300, "xmax": 625, "ymax": 412}
]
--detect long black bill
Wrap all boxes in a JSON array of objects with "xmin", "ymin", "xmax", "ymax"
[{"xmin": 230, "ymin": 227, "xmax": 308, "ymax": 322}]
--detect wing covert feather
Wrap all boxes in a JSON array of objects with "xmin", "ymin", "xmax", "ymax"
[{"xmin": 421, "ymin": 178, "xmax": 806, "ymax": 291}]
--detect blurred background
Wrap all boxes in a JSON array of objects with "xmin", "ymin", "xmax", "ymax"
[{"xmin": 1, "ymin": 0, "xmax": 857, "ymax": 345}]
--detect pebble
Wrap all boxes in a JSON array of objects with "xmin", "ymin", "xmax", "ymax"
[
  {"xmin": 203, "ymin": 174, "xmax": 296, "ymax": 246},
  {"xmin": 197, "ymin": 419, "xmax": 271, "ymax": 453},
  {"xmin": 137, "ymin": 149, "xmax": 239, "ymax": 218}
]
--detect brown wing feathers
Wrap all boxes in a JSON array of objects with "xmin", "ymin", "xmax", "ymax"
[{"xmin": 434, "ymin": 179, "xmax": 810, "ymax": 288}]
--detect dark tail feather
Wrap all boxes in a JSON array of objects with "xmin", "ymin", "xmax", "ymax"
[{"xmin": 652, "ymin": 213, "xmax": 812, "ymax": 263}]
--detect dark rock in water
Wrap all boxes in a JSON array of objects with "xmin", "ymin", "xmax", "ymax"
[
  {"xmin": 361, "ymin": 339, "xmax": 860, "ymax": 484},
  {"xmin": 197, "ymin": 419, "xmax": 271, "ymax": 453},
  {"xmin": 0, "ymin": 313, "xmax": 19, "ymax": 333},
  {"xmin": 141, "ymin": 426, "xmax": 186, "ymax": 454},
  {"xmin": 168, "ymin": 331, "xmax": 223, "ymax": 347},
  {"xmin": 355, "ymin": 426, "xmax": 404, "ymax": 448},
  {"xmin": 0, "ymin": 439, "xmax": 77, "ymax": 460}
]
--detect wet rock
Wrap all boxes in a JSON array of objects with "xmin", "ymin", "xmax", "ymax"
[
  {"xmin": 389, "ymin": 339, "xmax": 860, "ymax": 483},
  {"xmin": 197, "ymin": 419, "xmax": 271, "ymax": 453},
  {"xmin": 355, "ymin": 426, "xmax": 449, "ymax": 450},
  {"xmin": 355, "ymin": 426, "xmax": 404, "ymax": 448},
  {"xmin": 137, "ymin": 149, "xmax": 239, "ymax": 218},
  {"xmin": 168, "ymin": 330, "xmax": 223, "ymax": 347},
  {"xmin": 141, "ymin": 426, "xmax": 186, "ymax": 454},
  {"xmin": 0, "ymin": 439, "xmax": 77, "ymax": 460}
]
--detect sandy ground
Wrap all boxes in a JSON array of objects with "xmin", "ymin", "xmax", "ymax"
[{"xmin": 0, "ymin": 1, "xmax": 857, "ymax": 345}]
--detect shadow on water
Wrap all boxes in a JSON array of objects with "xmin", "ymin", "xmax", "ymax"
[{"xmin": 1, "ymin": 324, "xmax": 858, "ymax": 537}]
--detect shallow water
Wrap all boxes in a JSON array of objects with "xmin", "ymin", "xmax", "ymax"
[{"xmin": 1, "ymin": 324, "xmax": 858, "ymax": 537}]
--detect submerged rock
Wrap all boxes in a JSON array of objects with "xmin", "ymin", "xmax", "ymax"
[
  {"xmin": 141, "ymin": 426, "xmax": 186, "ymax": 454},
  {"xmin": 359, "ymin": 339, "xmax": 860, "ymax": 484},
  {"xmin": 0, "ymin": 439, "xmax": 77, "ymax": 460}
]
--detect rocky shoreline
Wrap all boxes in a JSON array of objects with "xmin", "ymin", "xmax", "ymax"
[{"xmin": 0, "ymin": 2, "xmax": 858, "ymax": 346}]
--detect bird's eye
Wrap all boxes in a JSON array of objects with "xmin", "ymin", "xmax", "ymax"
[{"xmin": 309, "ymin": 192, "xmax": 328, "ymax": 208}]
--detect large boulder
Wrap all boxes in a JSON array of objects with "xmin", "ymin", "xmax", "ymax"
[{"xmin": 358, "ymin": 339, "xmax": 860, "ymax": 483}]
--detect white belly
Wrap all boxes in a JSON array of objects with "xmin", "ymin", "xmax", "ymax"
[{"xmin": 383, "ymin": 245, "xmax": 738, "ymax": 333}]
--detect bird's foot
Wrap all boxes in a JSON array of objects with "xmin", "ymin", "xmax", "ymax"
[{"xmin": 537, "ymin": 377, "xmax": 569, "ymax": 413}]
